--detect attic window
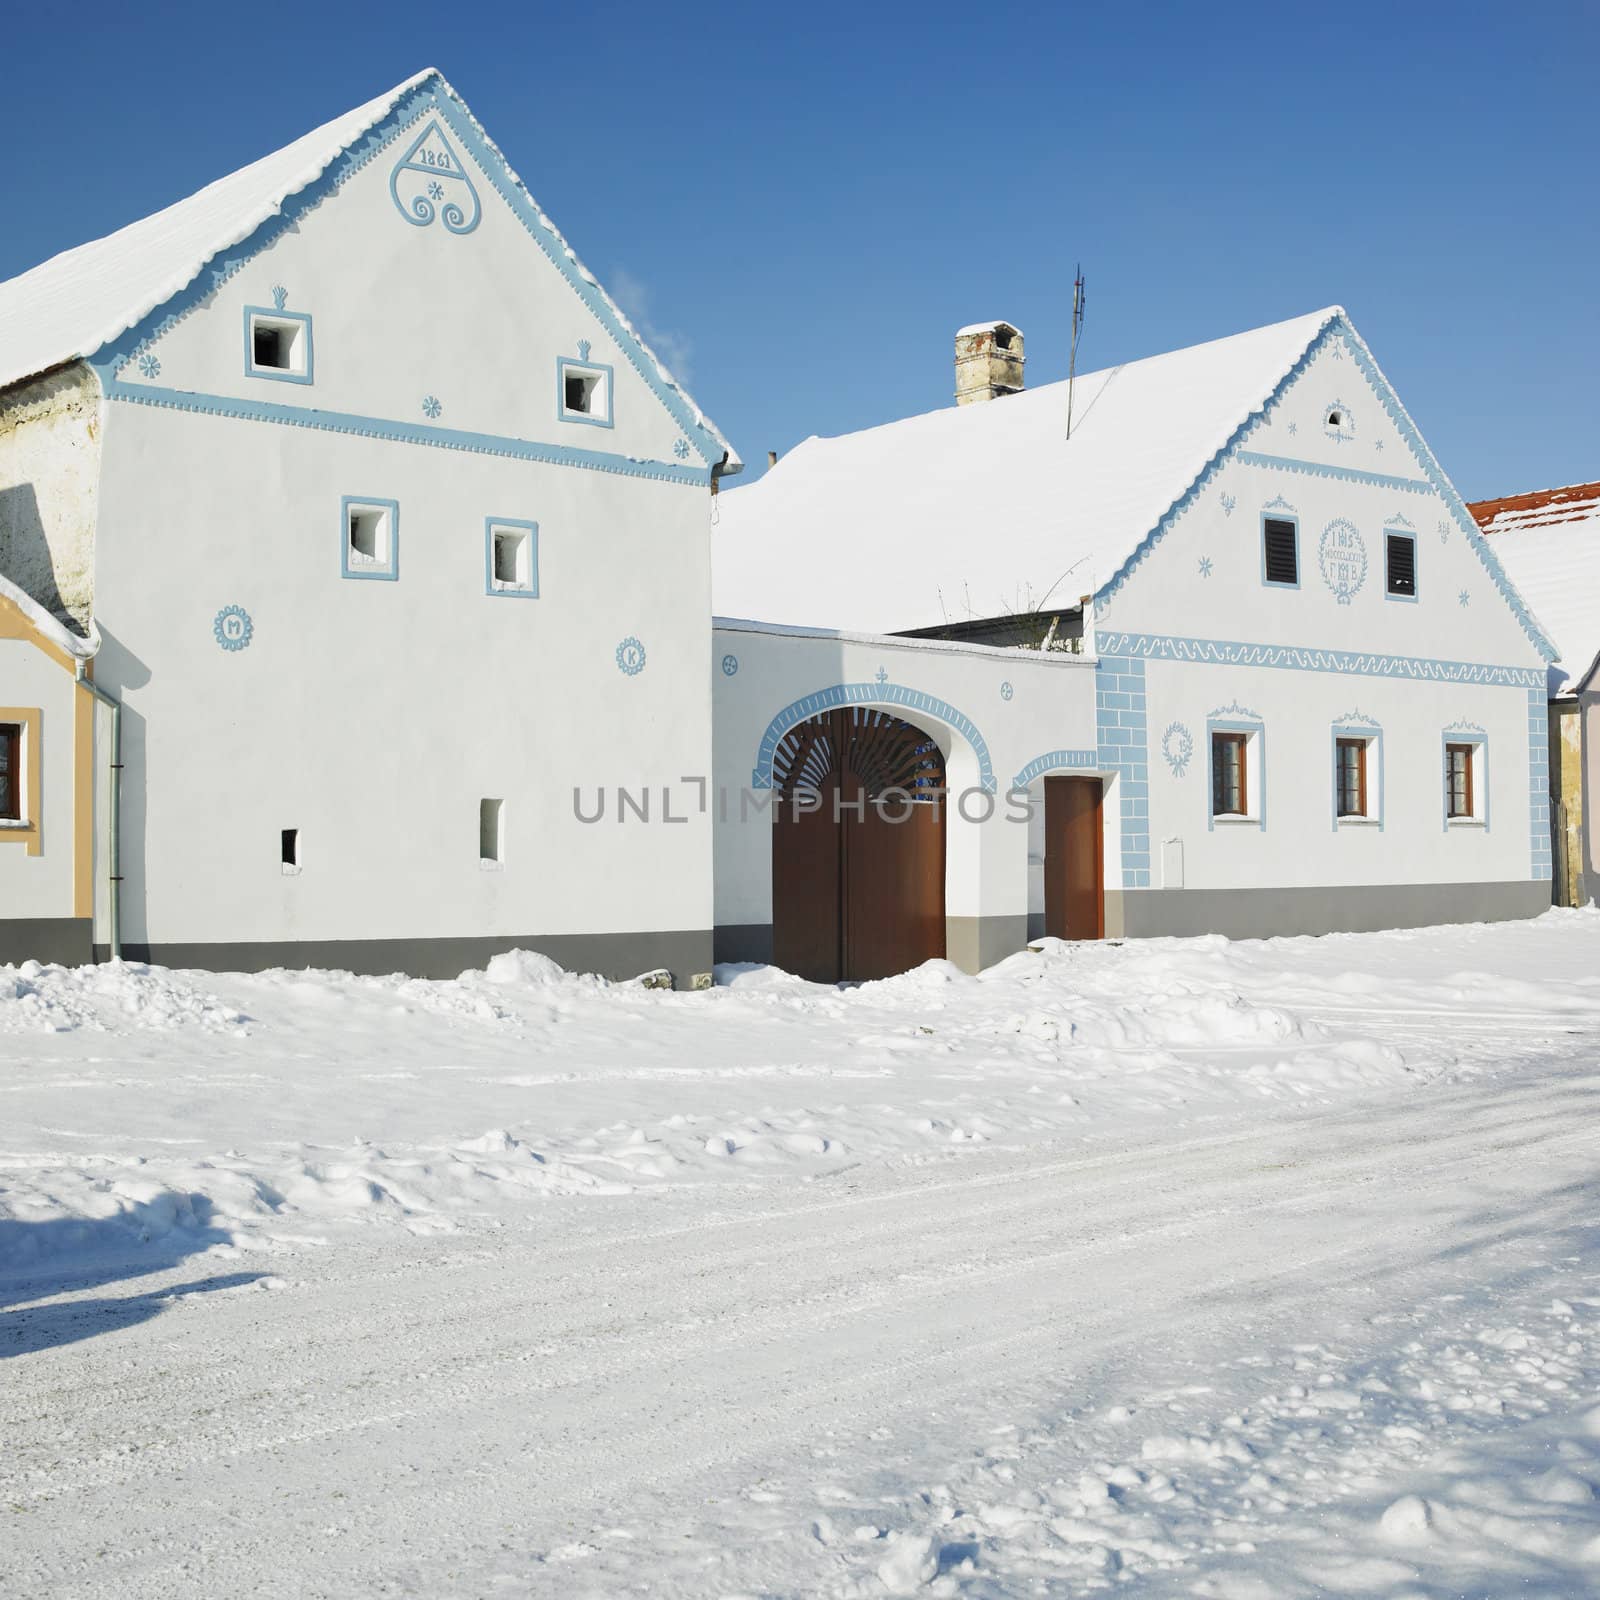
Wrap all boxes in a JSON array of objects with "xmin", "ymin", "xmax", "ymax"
[
  {"xmin": 244, "ymin": 308, "xmax": 313, "ymax": 383},
  {"xmin": 341, "ymin": 496, "xmax": 399, "ymax": 581},
  {"xmin": 1262, "ymin": 515, "xmax": 1299, "ymax": 587},
  {"xmin": 1386, "ymin": 532, "xmax": 1417, "ymax": 599},
  {"xmin": 485, "ymin": 518, "xmax": 539, "ymax": 597},
  {"xmin": 557, "ymin": 356, "xmax": 613, "ymax": 428},
  {"xmin": 1326, "ymin": 409, "xmax": 1342, "ymax": 428}
]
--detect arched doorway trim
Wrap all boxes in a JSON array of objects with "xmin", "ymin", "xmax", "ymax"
[
  {"xmin": 1011, "ymin": 748, "xmax": 1099, "ymax": 789},
  {"xmin": 753, "ymin": 683, "xmax": 996, "ymax": 793}
]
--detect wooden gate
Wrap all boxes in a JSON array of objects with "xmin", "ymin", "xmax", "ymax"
[
  {"xmin": 771, "ymin": 708, "xmax": 946, "ymax": 982},
  {"xmin": 1042, "ymin": 776, "xmax": 1104, "ymax": 940}
]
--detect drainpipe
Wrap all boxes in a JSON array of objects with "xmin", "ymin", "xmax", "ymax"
[{"xmin": 73, "ymin": 658, "xmax": 121, "ymax": 961}]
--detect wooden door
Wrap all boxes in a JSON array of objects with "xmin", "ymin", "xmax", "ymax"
[
  {"xmin": 1043, "ymin": 776, "xmax": 1104, "ymax": 941},
  {"xmin": 772, "ymin": 709, "xmax": 946, "ymax": 981}
]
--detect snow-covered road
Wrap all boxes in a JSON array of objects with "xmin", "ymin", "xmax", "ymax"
[{"xmin": 4, "ymin": 918, "xmax": 1600, "ymax": 1597}]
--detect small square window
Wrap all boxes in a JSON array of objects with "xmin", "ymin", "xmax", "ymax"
[
  {"xmin": 557, "ymin": 357, "xmax": 614, "ymax": 428},
  {"xmin": 1386, "ymin": 533, "xmax": 1417, "ymax": 599},
  {"xmin": 244, "ymin": 308, "xmax": 313, "ymax": 383},
  {"xmin": 341, "ymin": 497, "xmax": 400, "ymax": 581},
  {"xmin": 485, "ymin": 519, "xmax": 539, "ymax": 598},
  {"xmin": 480, "ymin": 798, "xmax": 504, "ymax": 865}
]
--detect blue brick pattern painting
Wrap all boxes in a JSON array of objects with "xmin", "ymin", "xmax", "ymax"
[
  {"xmin": 1528, "ymin": 688, "xmax": 1552, "ymax": 882},
  {"xmin": 1097, "ymin": 655, "xmax": 1150, "ymax": 888}
]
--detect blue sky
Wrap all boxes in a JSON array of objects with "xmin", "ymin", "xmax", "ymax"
[{"xmin": 5, "ymin": 1, "xmax": 1595, "ymax": 495}]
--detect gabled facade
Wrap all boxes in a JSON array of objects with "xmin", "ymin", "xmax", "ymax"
[
  {"xmin": 0, "ymin": 70, "xmax": 737, "ymax": 979},
  {"xmin": 712, "ymin": 310, "xmax": 1557, "ymax": 971}
]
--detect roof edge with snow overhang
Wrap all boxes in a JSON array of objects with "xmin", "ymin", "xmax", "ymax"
[
  {"xmin": 0, "ymin": 573, "xmax": 97, "ymax": 667},
  {"xmin": 0, "ymin": 69, "xmax": 738, "ymax": 474}
]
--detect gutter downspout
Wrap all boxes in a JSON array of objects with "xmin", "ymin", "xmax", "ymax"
[{"xmin": 73, "ymin": 658, "xmax": 121, "ymax": 962}]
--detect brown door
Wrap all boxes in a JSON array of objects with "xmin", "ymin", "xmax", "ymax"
[
  {"xmin": 1043, "ymin": 776, "xmax": 1104, "ymax": 940},
  {"xmin": 772, "ymin": 708, "xmax": 946, "ymax": 982}
]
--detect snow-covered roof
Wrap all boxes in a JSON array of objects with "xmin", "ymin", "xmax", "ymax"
[
  {"xmin": 0, "ymin": 72, "xmax": 432, "ymax": 395},
  {"xmin": 0, "ymin": 573, "xmax": 96, "ymax": 661},
  {"xmin": 0, "ymin": 69, "xmax": 737, "ymax": 468},
  {"xmin": 1470, "ymin": 482, "xmax": 1600, "ymax": 694},
  {"xmin": 713, "ymin": 307, "xmax": 1339, "ymax": 633}
]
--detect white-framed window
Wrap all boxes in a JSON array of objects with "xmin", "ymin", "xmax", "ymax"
[
  {"xmin": 1331, "ymin": 724, "xmax": 1384, "ymax": 828},
  {"xmin": 341, "ymin": 496, "xmax": 400, "ymax": 581},
  {"xmin": 1443, "ymin": 733, "xmax": 1489, "ymax": 828},
  {"xmin": 1208, "ymin": 718, "xmax": 1266, "ymax": 829},
  {"xmin": 485, "ymin": 518, "xmax": 539, "ymax": 598},
  {"xmin": 557, "ymin": 356, "xmax": 614, "ymax": 428},
  {"xmin": 244, "ymin": 308, "xmax": 314, "ymax": 384}
]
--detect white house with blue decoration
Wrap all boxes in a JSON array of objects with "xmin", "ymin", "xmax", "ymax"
[
  {"xmin": 0, "ymin": 69, "xmax": 738, "ymax": 978},
  {"xmin": 713, "ymin": 309, "xmax": 1557, "ymax": 976}
]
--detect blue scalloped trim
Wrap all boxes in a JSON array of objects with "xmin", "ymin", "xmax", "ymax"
[
  {"xmin": 1011, "ymin": 749, "xmax": 1098, "ymax": 788},
  {"xmin": 104, "ymin": 383, "xmax": 710, "ymax": 486},
  {"xmin": 751, "ymin": 683, "xmax": 995, "ymax": 793},
  {"xmin": 1096, "ymin": 629, "xmax": 1545, "ymax": 689}
]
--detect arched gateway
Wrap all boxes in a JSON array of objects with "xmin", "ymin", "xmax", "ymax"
[{"xmin": 771, "ymin": 707, "xmax": 946, "ymax": 982}]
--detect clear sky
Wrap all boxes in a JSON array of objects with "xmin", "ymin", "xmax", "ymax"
[{"xmin": 5, "ymin": 0, "xmax": 1595, "ymax": 496}]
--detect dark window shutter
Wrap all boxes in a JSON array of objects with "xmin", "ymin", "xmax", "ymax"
[
  {"xmin": 1263, "ymin": 519, "xmax": 1298, "ymax": 585},
  {"xmin": 1387, "ymin": 534, "xmax": 1416, "ymax": 596}
]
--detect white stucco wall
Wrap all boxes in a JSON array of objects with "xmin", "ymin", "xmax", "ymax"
[
  {"xmin": 85, "ymin": 97, "xmax": 720, "ymax": 952},
  {"xmin": 711, "ymin": 621, "xmax": 1097, "ymax": 933},
  {"xmin": 1093, "ymin": 327, "xmax": 1550, "ymax": 898}
]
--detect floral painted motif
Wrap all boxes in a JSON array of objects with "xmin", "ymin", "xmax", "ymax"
[
  {"xmin": 1219, "ymin": 492, "xmax": 1237, "ymax": 517},
  {"xmin": 616, "ymin": 637, "xmax": 647, "ymax": 676},
  {"xmin": 214, "ymin": 605, "xmax": 253, "ymax": 652},
  {"xmin": 422, "ymin": 394, "xmax": 443, "ymax": 419},
  {"xmin": 1000, "ymin": 681, "xmax": 1014, "ymax": 701},
  {"xmin": 673, "ymin": 439, "xmax": 691, "ymax": 460},
  {"xmin": 271, "ymin": 284, "xmax": 288, "ymax": 311},
  {"xmin": 1161, "ymin": 722, "xmax": 1194, "ymax": 777},
  {"xmin": 1198, "ymin": 556, "xmax": 1214, "ymax": 578},
  {"xmin": 721, "ymin": 654, "xmax": 739, "ymax": 677},
  {"xmin": 1459, "ymin": 589, "xmax": 1471, "ymax": 608},
  {"xmin": 137, "ymin": 353, "xmax": 161, "ymax": 379}
]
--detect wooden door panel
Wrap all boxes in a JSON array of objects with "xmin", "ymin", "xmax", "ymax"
[
  {"xmin": 772, "ymin": 786, "xmax": 842, "ymax": 982},
  {"xmin": 844, "ymin": 797, "xmax": 946, "ymax": 980},
  {"xmin": 1043, "ymin": 777, "xmax": 1104, "ymax": 941},
  {"xmin": 773, "ymin": 708, "xmax": 948, "ymax": 982}
]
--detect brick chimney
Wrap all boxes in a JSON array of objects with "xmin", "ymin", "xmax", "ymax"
[{"xmin": 954, "ymin": 321, "xmax": 1024, "ymax": 404}]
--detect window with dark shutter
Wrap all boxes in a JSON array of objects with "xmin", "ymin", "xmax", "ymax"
[
  {"xmin": 1212, "ymin": 731, "xmax": 1248, "ymax": 816},
  {"xmin": 1386, "ymin": 533, "xmax": 1417, "ymax": 597},
  {"xmin": 1263, "ymin": 518, "xmax": 1298, "ymax": 586}
]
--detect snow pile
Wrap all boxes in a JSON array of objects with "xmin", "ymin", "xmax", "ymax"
[{"xmin": 5, "ymin": 915, "xmax": 1599, "ymax": 1274}]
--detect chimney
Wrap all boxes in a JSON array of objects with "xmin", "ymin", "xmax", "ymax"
[{"xmin": 954, "ymin": 320, "xmax": 1024, "ymax": 404}]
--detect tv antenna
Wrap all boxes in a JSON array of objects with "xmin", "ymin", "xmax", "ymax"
[{"xmin": 1065, "ymin": 266, "xmax": 1086, "ymax": 439}]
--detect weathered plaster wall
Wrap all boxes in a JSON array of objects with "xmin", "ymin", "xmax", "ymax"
[{"xmin": 0, "ymin": 365, "xmax": 100, "ymax": 632}]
